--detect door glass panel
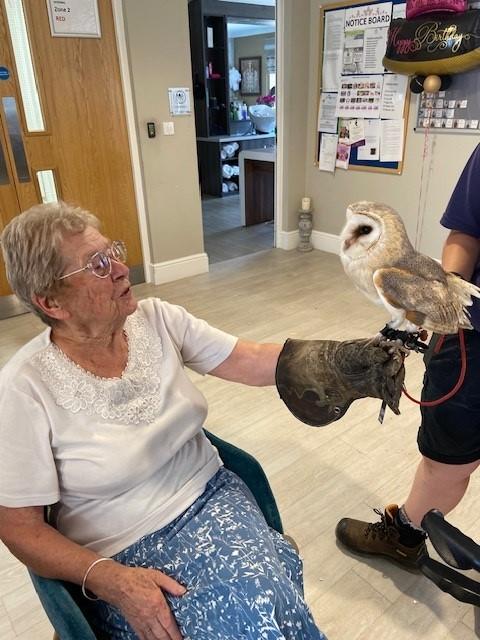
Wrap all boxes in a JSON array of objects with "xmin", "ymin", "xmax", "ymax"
[
  {"xmin": 4, "ymin": 0, "xmax": 45, "ymax": 132},
  {"xmin": 3, "ymin": 96, "xmax": 30, "ymax": 182},
  {"xmin": 36, "ymin": 169, "xmax": 58, "ymax": 203},
  {"xmin": 0, "ymin": 143, "xmax": 10, "ymax": 185}
]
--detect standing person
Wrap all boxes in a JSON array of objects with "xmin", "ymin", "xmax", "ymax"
[
  {"xmin": 0, "ymin": 202, "xmax": 402, "ymax": 639},
  {"xmin": 336, "ymin": 144, "xmax": 480, "ymax": 570}
]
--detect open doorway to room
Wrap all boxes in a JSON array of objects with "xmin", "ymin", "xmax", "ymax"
[{"xmin": 188, "ymin": 0, "xmax": 276, "ymax": 264}]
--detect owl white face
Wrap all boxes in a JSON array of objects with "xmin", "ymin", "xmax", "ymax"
[{"xmin": 340, "ymin": 212, "xmax": 381, "ymax": 260}]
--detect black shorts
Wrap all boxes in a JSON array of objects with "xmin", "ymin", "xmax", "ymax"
[{"xmin": 418, "ymin": 330, "xmax": 480, "ymax": 465}]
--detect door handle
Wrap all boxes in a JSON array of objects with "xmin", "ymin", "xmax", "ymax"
[{"xmin": 2, "ymin": 96, "xmax": 30, "ymax": 183}]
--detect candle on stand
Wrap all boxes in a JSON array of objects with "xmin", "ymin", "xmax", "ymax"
[{"xmin": 301, "ymin": 197, "xmax": 311, "ymax": 211}]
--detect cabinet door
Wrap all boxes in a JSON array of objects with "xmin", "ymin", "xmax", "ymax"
[
  {"xmin": 197, "ymin": 141, "xmax": 223, "ymax": 197},
  {"xmin": 244, "ymin": 159, "xmax": 274, "ymax": 225}
]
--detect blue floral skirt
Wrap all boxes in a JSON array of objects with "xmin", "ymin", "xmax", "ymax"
[{"xmin": 87, "ymin": 467, "xmax": 326, "ymax": 640}]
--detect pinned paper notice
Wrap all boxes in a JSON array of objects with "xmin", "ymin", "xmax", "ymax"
[
  {"xmin": 357, "ymin": 119, "xmax": 380, "ymax": 160},
  {"xmin": 318, "ymin": 93, "xmax": 338, "ymax": 133},
  {"xmin": 168, "ymin": 88, "xmax": 191, "ymax": 115},
  {"xmin": 319, "ymin": 133, "xmax": 338, "ymax": 172},
  {"xmin": 380, "ymin": 119, "xmax": 404, "ymax": 162},
  {"xmin": 336, "ymin": 142, "xmax": 351, "ymax": 169}
]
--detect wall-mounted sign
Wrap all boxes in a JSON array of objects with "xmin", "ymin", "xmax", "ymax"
[
  {"xmin": 344, "ymin": 2, "xmax": 392, "ymax": 31},
  {"xmin": 46, "ymin": 0, "xmax": 101, "ymax": 38},
  {"xmin": 0, "ymin": 67, "xmax": 9, "ymax": 81},
  {"xmin": 168, "ymin": 88, "xmax": 192, "ymax": 116}
]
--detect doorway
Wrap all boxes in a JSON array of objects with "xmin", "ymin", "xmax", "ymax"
[
  {"xmin": 189, "ymin": 1, "xmax": 276, "ymax": 265},
  {"xmin": 204, "ymin": 15, "xmax": 276, "ymax": 264},
  {"xmin": 0, "ymin": 0, "xmax": 143, "ymax": 318}
]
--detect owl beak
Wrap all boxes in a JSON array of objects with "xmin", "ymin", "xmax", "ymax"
[{"xmin": 343, "ymin": 237, "xmax": 354, "ymax": 251}]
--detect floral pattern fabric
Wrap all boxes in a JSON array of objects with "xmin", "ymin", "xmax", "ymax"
[
  {"xmin": 31, "ymin": 311, "xmax": 164, "ymax": 424},
  {"xmin": 87, "ymin": 468, "xmax": 326, "ymax": 640}
]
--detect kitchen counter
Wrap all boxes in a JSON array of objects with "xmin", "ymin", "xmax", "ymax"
[
  {"xmin": 239, "ymin": 147, "xmax": 276, "ymax": 226},
  {"xmin": 196, "ymin": 133, "xmax": 275, "ymax": 143}
]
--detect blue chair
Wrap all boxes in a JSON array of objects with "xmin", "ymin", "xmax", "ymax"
[{"xmin": 29, "ymin": 430, "xmax": 284, "ymax": 640}]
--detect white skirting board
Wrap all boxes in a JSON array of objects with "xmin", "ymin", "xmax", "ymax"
[
  {"xmin": 151, "ymin": 253, "xmax": 209, "ymax": 285},
  {"xmin": 151, "ymin": 232, "xmax": 341, "ymax": 285},
  {"xmin": 277, "ymin": 230, "xmax": 341, "ymax": 254}
]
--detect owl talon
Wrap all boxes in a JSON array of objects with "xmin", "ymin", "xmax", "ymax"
[{"xmin": 379, "ymin": 325, "xmax": 429, "ymax": 353}]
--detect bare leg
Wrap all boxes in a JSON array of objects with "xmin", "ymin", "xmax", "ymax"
[{"xmin": 403, "ymin": 456, "xmax": 480, "ymax": 527}]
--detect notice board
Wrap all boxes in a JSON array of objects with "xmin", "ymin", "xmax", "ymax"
[{"xmin": 316, "ymin": 0, "xmax": 410, "ymax": 174}]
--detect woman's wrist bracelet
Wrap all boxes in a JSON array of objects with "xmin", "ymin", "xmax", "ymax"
[{"xmin": 81, "ymin": 557, "xmax": 113, "ymax": 601}]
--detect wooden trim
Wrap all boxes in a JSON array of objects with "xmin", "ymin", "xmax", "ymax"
[
  {"xmin": 2, "ymin": 0, "xmax": 50, "ymax": 135},
  {"xmin": 274, "ymin": 0, "xmax": 283, "ymax": 249},
  {"xmin": 314, "ymin": 7, "xmax": 324, "ymax": 164},
  {"xmin": 112, "ymin": 0, "xmax": 152, "ymax": 282},
  {"xmin": 30, "ymin": 164, "xmax": 62, "ymax": 202}
]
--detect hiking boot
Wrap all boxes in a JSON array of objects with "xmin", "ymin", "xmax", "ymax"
[{"xmin": 335, "ymin": 504, "xmax": 427, "ymax": 571}]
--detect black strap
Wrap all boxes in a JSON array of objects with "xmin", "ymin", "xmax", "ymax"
[{"xmin": 419, "ymin": 556, "xmax": 480, "ymax": 606}]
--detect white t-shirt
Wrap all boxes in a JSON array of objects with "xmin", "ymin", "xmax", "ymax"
[{"xmin": 0, "ymin": 298, "xmax": 237, "ymax": 556}]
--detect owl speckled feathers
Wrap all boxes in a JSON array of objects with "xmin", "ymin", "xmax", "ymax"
[{"xmin": 340, "ymin": 201, "xmax": 480, "ymax": 334}]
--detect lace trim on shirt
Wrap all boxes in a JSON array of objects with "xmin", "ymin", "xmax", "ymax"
[{"xmin": 31, "ymin": 311, "xmax": 164, "ymax": 424}]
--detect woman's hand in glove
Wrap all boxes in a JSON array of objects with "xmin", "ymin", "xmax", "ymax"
[{"xmin": 275, "ymin": 336, "xmax": 405, "ymax": 427}]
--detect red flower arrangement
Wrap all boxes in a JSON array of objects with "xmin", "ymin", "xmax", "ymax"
[{"xmin": 256, "ymin": 94, "xmax": 275, "ymax": 107}]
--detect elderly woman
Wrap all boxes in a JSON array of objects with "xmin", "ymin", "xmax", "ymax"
[{"xmin": 0, "ymin": 203, "xmax": 403, "ymax": 640}]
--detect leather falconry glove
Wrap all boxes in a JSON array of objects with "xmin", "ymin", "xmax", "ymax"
[{"xmin": 275, "ymin": 337, "xmax": 405, "ymax": 427}]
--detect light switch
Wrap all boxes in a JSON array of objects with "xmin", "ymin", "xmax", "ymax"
[
  {"xmin": 163, "ymin": 121, "xmax": 175, "ymax": 135},
  {"xmin": 147, "ymin": 122, "xmax": 156, "ymax": 138}
]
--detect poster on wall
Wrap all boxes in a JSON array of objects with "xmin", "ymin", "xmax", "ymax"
[
  {"xmin": 46, "ymin": 0, "xmax": 101, "ymax": 38},
  {"xmin": 380, "ymin": 118, "xmax": 404, "ymax": 161},
  {"xmin": 168, "ymin": 88, "xmax": 192, "ymax": 116},
  {"xmin": 342, "ymin": 2, "xmax": 391, "ymax": 74},
  {"xmin": 357, "ymin": 119, "xmax": 380, "ymax": 160},
  {"xmin": 342, "ymin": 27, "xmax": 389, "ymax": 74},
  {"xmin": 335, "ymin": 74, "xmax": 384, "ymax": 118},
  {"xmin": 317, "ymin": 1, "xmax": 408, "ymax": 174},
  {"xmin": 322, "ymin": 9, "xmax": 345, "ymax": 92},
  {"xmin": 318, "ymin": 133, "xmax": 338, "ymax": 172},
  {"xmin": 380, "ymin": 74, "xmax": 408, "ymax": 119},
  {"xmin": 318, "ymin": 92, "xmax": 338, "ymax": 132},
  {"xmin": 344, "ymin": 2, "xmax": 392, "ymax": 31}
]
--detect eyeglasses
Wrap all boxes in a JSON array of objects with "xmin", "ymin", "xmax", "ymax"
[{"xmin": 58, "ymin": 241, "xmax": 127, "ymax": 280}]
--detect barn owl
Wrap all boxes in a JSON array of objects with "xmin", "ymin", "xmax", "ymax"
[{"xmin": 339, "ymin": 201, "xmax": 480, "ymax": 334}]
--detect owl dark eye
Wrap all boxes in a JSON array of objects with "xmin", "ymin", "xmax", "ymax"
[{"xmin": 358, "ymin": 225, "xmax": 372, "ymax": 235}]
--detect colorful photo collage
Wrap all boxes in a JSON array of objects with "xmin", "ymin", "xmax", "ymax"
[{"xmin": 338, "ymin": 78, "xmax": 383, "ymax": 114}]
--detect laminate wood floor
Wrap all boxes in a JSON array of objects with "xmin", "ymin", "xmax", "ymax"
[
  {"xmin": 1, "ymin": 248, "xmax": 479, "ymax": 639},
  {"xmin": 202, "ymin": 194, "xmax": 274, "ymax": 264}
]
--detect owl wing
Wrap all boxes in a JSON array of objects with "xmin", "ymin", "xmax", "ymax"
[{"xmin": 373, "ymin": 267, "xmax": 473, "ymax": 333}]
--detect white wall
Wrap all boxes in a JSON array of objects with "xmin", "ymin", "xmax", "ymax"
[
  {"xmin": 122, "ymin": 0, "xmax": 206, "ymax": 279},
  {"xmin": 279, "ymin": 0, "xmax": 312, "ymax": 233}
]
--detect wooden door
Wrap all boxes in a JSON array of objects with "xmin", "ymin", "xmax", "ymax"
[
  {"xmin": 0, "ymin": 2, "xmax": 46, "ymax": 301},
  {"xmin": 0, "ymin": 0, "xmax": 143, "ymax": 314},
  {"xmin": 244, "ymin": 159, "xmax": 274, "ymax": 226}
]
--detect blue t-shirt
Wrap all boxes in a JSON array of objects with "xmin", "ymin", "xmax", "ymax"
[{"xmin": 440, "ymin": 144, "xmax": 480, "ymax": 331}]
